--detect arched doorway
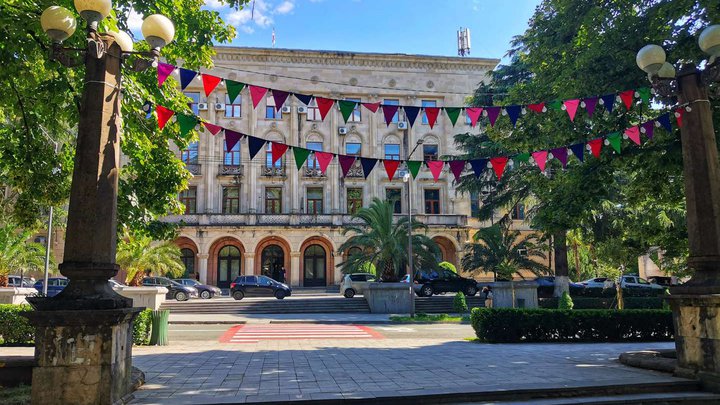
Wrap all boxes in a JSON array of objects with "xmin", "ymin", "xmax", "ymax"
[
  {"xmin": 260, "ymin": 245, "xmax": 286, "ymax": 283},
  {"xmin": 433, "ymin": 236, "xmax": 458, "ymax": 267},
  {"xmin": 217, "ymin": 245, "xmax": 242, "ymax": 289},
  {"xmin": 180, "ymin": 248, "xmax": 195, "ymax": 278},
  {"xmin": 303, "ymin": 245, "xmax": 327, "ymax": 287}
]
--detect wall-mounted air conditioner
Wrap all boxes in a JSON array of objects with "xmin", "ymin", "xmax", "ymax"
[
  {"xmin": 297, "ymin": 106, "xmax": 308, "ymax": 114},
  {"xmin": 281, "ymin": 106, "xmax": 292, "ymax": 113},
  {"xmin": 197, "ymin": 103, "xmax": 208, "ymax": 111},
  {"xmin": 338, "ymin": 127, "xmax": 348, "ymax": 135},
  {"xmin": 214, "ymin": 103, "xmax": 225, "ymax": 111},
  {"xmin": 397, "ymin": 121, "xmax": 408, "ymax": 130}
]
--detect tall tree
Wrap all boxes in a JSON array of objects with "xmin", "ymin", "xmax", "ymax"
[{"xmin": 116, "ymin": 231, "xmax": 185, "ymax": 286}]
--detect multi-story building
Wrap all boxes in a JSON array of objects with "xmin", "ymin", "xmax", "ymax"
[{"xmin": 164, "ymin": 46, "xmax": 500, "ymax": 288}]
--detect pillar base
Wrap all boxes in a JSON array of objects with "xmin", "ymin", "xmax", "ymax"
[{"xmin": 22, "ymin": 307, "xmax": 142, "ymax": 405}]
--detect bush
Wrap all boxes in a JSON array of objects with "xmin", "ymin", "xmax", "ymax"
[
  {"xmin": 453, "ymin": 291, "xmax": 468, "ymax": 313},
  {"xmin": 470, "ymin": 307, "xmax": 673, "ymax": 343},
  {"xmin": 133, "ymin": 309, "xmax": 153, "ymax": 345},
  {"xmin": 540, "ymin": 297, "xmax": 664, "ymax": 309},
  {"xmin": 577, "ymin": 287, "xmax": 664, "ymax": 298},
  {"xmin": 439, "ymin": 261, "xmax": 457, "ymax": 273},
  {"xmin": 0, "ymin": 304, "xmax": 34, "ymax": 345},
  {"xmin": 558, "ymin": 291, "xmax": 574, "ymax": 310}
]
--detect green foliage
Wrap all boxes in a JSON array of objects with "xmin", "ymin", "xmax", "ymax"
[
  {"xmin": 342, "ymin": 261, "xmax": 376, "ymax": 276},
  {"xmin": 470, "ymin": 307, "xmax": 673, "ymax": 343},
  {"xmin": 390, "ymin": 313, "xmax": 469, "ymax": 323},
  {"xmin": 453, "ymin": 291, "xmax": 469, "ymax": 313},
  {"xmin": 540, "ymin": 296, "xmax": 663, "ymax": 309},
  {"xmin": 132, "ymin": 309, "xmax": 153, "ymax": 346},
  {"xmin": 0, "ymin": 222, "xmax": 47, "ymax": 282},
  {"xmin": 0, "ymin": 384, "xmax": 31, "ymax": 405},
  {"xmin": 116, "ymin": 231, "xmax": 185, "ymax": 285},
  {"xmin": 438, "ymin": 261, "xmax": 457, "ymax": 273},
  {"xmin": 0, "ymin": 304, "xmax": 34, "ymax": 345},
  {"xmin": 338, "ymin": 198, "xmax": 440, "ymax": 281},
  {"xmin": 558, "ymin": 291, "xmax": 574, "ymax": 310}
]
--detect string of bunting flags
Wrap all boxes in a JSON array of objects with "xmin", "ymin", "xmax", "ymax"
[
  {"xmin": 156, "ymin": 63, "xmax": 652, "ymax": 129},
  {"xmin": 149, "ymin": 102, "xmax": 686, "ymax": 183}
]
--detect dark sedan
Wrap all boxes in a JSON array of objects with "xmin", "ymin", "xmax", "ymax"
[
  {"xmin": 33, "ymin": 277, "xmax": 68, "ymax": 297},
  {"xmin": 416, "ymin": 270, "xmax": 478, "ymax": 297},
  {"xmin": 535, "ymin": 276, "xmax": 585, "ymax": 298},
  {"xmin": 230, "ymin": 275, "xmax": 292, "ymax": 300},
  {"xmin": 142, "ymin": 276, "xmax": 198, "ymax": 301},
  {"xmin": 173, "ymin": 278, "xmax": 222, "ymax": 299}
]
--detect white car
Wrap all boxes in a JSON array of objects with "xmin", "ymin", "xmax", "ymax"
[
  {"xmin": 620, "ymin": 275, "xmax": 665, "ymax": 290},
  {"xmin": 340, "ymin": 273, "xmax": 376, "ymax": 298},
  {"xmin": 580, "ymin": 277, "xmax": 615, "ymax": 289}
]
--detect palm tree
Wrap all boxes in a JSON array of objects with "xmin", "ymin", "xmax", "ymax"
[
  {"xmin": 116, "ymin": 231, "xmax": 185, "ymax": 286},
  {"xmin": 0, "ymin": 224, "xmax": 47, "ymax": 286},
  {"xmin": 338, "ymin": 198, "xmax": 440, "ymax": 282}
]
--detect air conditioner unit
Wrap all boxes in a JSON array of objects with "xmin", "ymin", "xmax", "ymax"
[
  {"xmin": 214, "ymin": 103, "xmax": 225, "ymax": 111},
  {"xmin": 281, "ymin": 106, "xmax": 292, "ymax": 113},
  {"xmin": 197, "ymin": 103, "xmax": 208, "ymax": 111},
  {"xmin": 338, "ymin": 127, "xmax": 348, "ymax": 135},
  {"xmin": 297, "ymin": 106, "xmax": 308, "ymax": 114},
  {"xmin": 397, "ymin": 121, "xmax": 408, "ymax": 130}
]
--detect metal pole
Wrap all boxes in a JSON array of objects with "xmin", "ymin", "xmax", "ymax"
[
  {"xmin": 43, "ymin": 206, "xmax": 53, "ymax": 296},
  {"xmin": 407, "ymin": 176, "xmax": 414, "ymax": 316}
]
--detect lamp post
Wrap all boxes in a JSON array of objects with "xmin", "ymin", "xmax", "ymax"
[
  {"xmin": 403, "ymin": 139, "xmax": 423, "ymax": 317},
  {"xmin": 26, "ymin": 2, "xmax": 174, "ymax": 404},
  {"xmin": 636, "ymin": 24, "xmax": 720, "ymax": 384}
]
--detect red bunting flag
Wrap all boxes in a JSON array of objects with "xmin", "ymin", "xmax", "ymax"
[
  {"xmin": 619, "ymin": 90, "xmax": 635, "ymax": 110},
  {"xmin": 382, "ymin": 105, "xmax": 399, "ymax": 126},
  {"xmin": 675, "ymin": 108, "xmax": 685, "ymax": 127},
  {"xmin": 271, "ymin": 142, "xmax": 288, "ymax": 165},
  {"xmin": 316, "ymin": 97, "xmax": 335, "ymax": 121},
  {"xmin": 532, "ymin": 151, "xmax": 549, "ymax": 171},
  {"xmin": 201, "ymin": 74, "xmax": 223, "ymax": 97},
  {"xmin": 624, "ymin": 126, "xmax": 641, "ymax": 145},
  {"xmin": 383, "ymin": 160, "xmax": 400, "ymax": 180},
  {"xmin": 465, "ymin": 107, "xmax": 483, "ymax": 127},
  {"xmin": 339, "ymin": 155, "xmax": 356, "ymax": 177},
  {"xmin": 425, "ymin": 107, "xmax": 440, "ymax": 129},
  {"xmin": 272, "ymin": 90, "xmax": 290, "ymax": 112},
  {"xmin": 490, "ymin": 157, "xmax": 509, "ymax": 180},
  {"xmin": 564, "ymin": 99, "xmax": 580, "ymax": 122},
  {"xmin": 587, "ymin": 138, "xmax": 603, "ymax": 158},
  {"xmin": 156, "ymin": 105, "xmax": 174, "ymax": 130},
  {"xmin": 249, "ymin": 86, "xmax": 268, "ymax": 109},
  {"xmin": 427, "ymin": 161, "xmax": 444, "ymax": 182},
  {"xmin": 315, "ymin": 151, "xmax": 334, "ymax": 174},
  {"xmin": 527, "ymin": 103, "xmax": 545, "ymax": 113},
  {"xmin": 361, "ymin": 102, "xmax": 381, "ymax": 113},
  {"xmin": 449, "ymin": 160, "xmax": 466, "ymax": 182},
  {"xmin": 202, "ymin": 122, "xmax": 222, "ymax": 135},
  {"xmin": 157, "ymin": 63, "xmax": 175, "ymax": 87}
]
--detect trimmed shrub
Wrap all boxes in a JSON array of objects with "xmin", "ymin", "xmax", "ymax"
[
  {"xmin": 453, "ymin": 291, "xmax": 468, "ymax": 313},
  {"xmin": 133, "ymin": 309, "xmax": 153, "ymax": 345},
  {"xmin": 0, "ymin": 304, "xmax": 34, "ymax": 345},
  {"xmin": 558, "ymin": 291, "xmax": 574, "ymax": 310},
  {"xmin": 540, "ymin": 297, "xmax": 663, "ymax": 309},
  {"xmin": 439, "ymin": 261, "xmax": 457, "ymax": 273},
  {"xmin": 470, "ymin": 307, "xmax": 673, "ymax": 343}
]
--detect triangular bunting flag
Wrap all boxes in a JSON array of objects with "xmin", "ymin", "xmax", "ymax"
[
  {"xmin": 293, "ymin": 147, "xmax": 311, "ymax": 170},
  {"xmin": 203, "ymin": 122, "xmax": 222, "ymax": 135},
  {"xmin": 247, "ymin": 136, "xmax": 266, "ymax": 160},
  {"xmin": 360, "ymin": 158, "xmax": 377, "ymax": 178},
  {"xmin": 515, "ymin": 153, "xmax": 531, "ymax": 163},
  {"xmin": 407, "ymin": 161, "xmax": 422, "ymax": 179},
  {"xmin": 338, "ymin": 155, "xmax": 356, "ymax": 177},
  {"xmin": 382, "ymin": 105, "xmax": 399, "ymax": 126},
  {"xmin": 176, "ymin": 114, "xmax": 198, "ymax": 138},
  {"xmin": 316, "ymin": 97, "xmax": 335, "ymax": 121},
  {"xmin": 486, "ymin": 107, "xmax": 501, "ymax": 127},
  {"xmin": 427, "ymin": 161, "xmax": 444, "ymax": 182},
  {"xmin": 294, "ymin": 93, "xmax": 313, "ymax": 106},
  {"xmin": 505, "ymin": 105, "xmax": 522, "ymax": 127},
  {"xmin": 157, "ymin": 63, "xmax": 175, "ymax": 87},
  {"xmin": 658, "ymin": 113, "xmax": 672, "ymax": 132},
  {"xmin": 587, "ymin": 138, "xmax": 603, "ymax": 158},
  {"xmin": 641, "ymin": 121, "xmax": 655, "ymax": 139},
  {"xmin": 564, "ymin": 99, "xmax": 580, "ymax": 122},
  {"xmin": 444, "ymin": 107, "xmax": 461, "ymax": 126},
  {"xmin": 201, "ymin": 74, "xmax": 222, "ymax": 97},
  {"xmin": 225, "ymin": 130, "xmax": 243, "ymax": 152},
  {"xmin": 532, "ymin": 151, "xmax": 549, "ymax": 172},
  {"xmin": 465, "ymin": 107, "xmax": 483, "ymax": 127},
  {"xmin": 600, "ymin": 94, "xmax": 615, "ymax": 113},
  {"xmin": 449, "ymin": 160, "xmax": 466, "ymax": 182},
  {"xmin": 425, "ymin": 107, "xmax": 440, "ymax": 129},
  {"xmin": 156, "ymin": 105, "xmax": 174, "ymax": 130},
  {"xmin": 675, "ymin": 108, "xmax": 685, "ymax": 127},
  {"xmin": 315, "ymin": 152, "xmax": 334, "ymax": 174},
  {"xmin": 624, "ymin": 126, "xmax": 641, "ymax": 145},
  {"xmin": 226, "ymin": 80, "xmax": 245, "ymax": 104},
  {"xmin": 338, "ymin": 100, "xmax": 357, "ymax": 123},
  {"xmin": 619, "ymin": 90, "xmax": 635, "ymax": 110},
  {"xmin": 638, "ymin": 87, "xmax": 651, "ymax": 105},
  {"xmin": 271, "ymin": 142, "xmax": 288, "ymax": 165},
  {"xmin": 249, "ymin": 86, "xmax": 268, "ymax": 109},
  {"xmin": 469, "ymin": 159, "xmax": 487, "ymax": 178},
  {"xmin": 272, "ymin": 90, "xmax": 290, "ymax": 112},
  {"xmin": 490, "ymin": 157, "xmax": 509, "ymax": 180},
  {"xmin": 361, "ymin": 102, "xmax": 381, "ymax": 113},
  {"xmin": 179, "ymin": 68, "xmax": 198, "ymax": 91},
  {"xmin": 607, "ymin": 132, "xmax": 622, "ymax": 153},
  {"xmin": 551, "ymin": 147, "xmax": 569, "ymax": 168},
  {"xmin": 584, "ymin": 97, "xmax": 598, "ymax": 117},
  {"xmin": 547, "ymin": 100, "xmax": 563, "ymax": 111},
  {"xmin": 383, "ymin": 160, "xmax": 400, "ymax": 181},
  {"xmin": 527, "ymin": 103, "xmax": 545, "ymax": 113},
  {"xmin": 569, "ymin": 143, "xmax": 585, "ymax": 162},
  {"xmin": 404, "ymin": 106, "xmax": 421, "ymax": 127}
]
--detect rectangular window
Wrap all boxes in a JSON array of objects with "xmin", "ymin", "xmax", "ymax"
[
  {"xmin": 470, "ymin": 191, "xmax": 480, "ymax": 218},
  {"xmin": 306, "ymin": 142, "xmax": 323, "ymax": 170},
  {"xmin": 383, "ymin": 99, "xmax": 400, "ymax": 123},
  {"xmin": 224, "ymin": 94, "xmax": 241, "ymax": 118},
  {"xmin": 387, "ymin": 188, "xmax": 402, "ymax": 214},
  {"xmin": 384, "ymin": 144, "xmax": 400, "ymax": 161},
  {"xmin": 265, "ymin": 187, "xmax": 282, "ymax": 214},
  {"xmin": 307, "ymin": 187, "xmax": 324, "ymax": 214},
  {"xmin": 306, "ymin": 99, "xmax": 321, "ymax": 121},
  {"xmin": 421, "ymin": 100, "xmax": 437, "ymax": 125},
  {"xmin": 181, "ymin": 141, "xmax": 199, "ymax": 165},
  {"xmin": 511, "ymin": 203, "xmax": 526, "ymax": 220},
  {"xmin": 346, "ymin": 97, "xmax": 361, "ymax": 122},
  {"xmin": 224, "ymin": 141, "xmax": 241, "ymax": 166},
  {"xmin": 423, "ymin": 144, "xmax": 438, "ymax": 161},
  {"xmin": 265, "ymin": 144, "xmax": 282, "ymax": 168},
  {"xmin": 425, "ymin": 189, "xmax": 440, "ymax": 214},
  {"xmin": 265, "ymin": 96, "xmax": 282, "ymax": 120},
  {"xmin": 222, "ymin": 187, "xmax": 240, "ymax": 214},
  {"xmin": 179, "ymin": 187, "xmax": 197, "ymax": 214},
  {"xmin": 185, "ymin": 92, "xmax": 200, "ymax": 115},
  {"xmin": 346, "ymin": 188, "xmax": 363, "ymax": 214},
  {"xmin": 346, "ymin": 142, "xmax": 361, "ymax": 156}
]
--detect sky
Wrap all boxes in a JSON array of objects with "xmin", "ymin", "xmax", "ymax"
[{"xmin": 194, "ymin": 0, "xmax": 542, "ymax": 61}]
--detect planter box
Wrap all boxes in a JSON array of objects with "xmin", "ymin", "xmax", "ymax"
[
  {"xmin": 0, "ymin": 287, "xmax": 37, "ymax": 305},
  {"xmin": 115, "ymin": 286, "xmax": 168, "ymax": 310},
  {"xmin": 365, "ymin": 282, "xmax": 413, "ymax": 314},
  {"xmin": 488, "ymin": 281, "xmax": 539, "ymax": 308}
]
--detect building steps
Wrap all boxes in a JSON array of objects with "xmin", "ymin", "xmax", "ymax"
[{"xmin": 414, "ymin": 296, "xmax": 485, "ymax": 313}]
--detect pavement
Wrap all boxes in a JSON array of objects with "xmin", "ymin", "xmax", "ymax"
[{"xmin": 169, "ymin": 313, "xmax": 394, "ymax": 325}]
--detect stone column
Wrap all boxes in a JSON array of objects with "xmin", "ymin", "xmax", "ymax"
[
  {"xmin": 197, "ymin": 253, "xmax": 209, "ymax": 284},
  {"xmin": 244, "ymin": 252, "xmax": 255, "ymax": 276},
  {"xmin": 291, "ymin": 252, "xmax": 301, "ymax": 286}
]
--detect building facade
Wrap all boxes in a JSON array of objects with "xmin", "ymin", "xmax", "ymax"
[{"xmin": 164, "ymin": 47, "xmax": 501, "ymax": 288}]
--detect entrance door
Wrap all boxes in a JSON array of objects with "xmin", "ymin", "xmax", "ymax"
[
  {"xmin": 303, "ymin": 244, "xmax": 326, "ymax": 287},
  {"xmin": 217, "ymin": 245, "xmax": 241, "ymax": 289},
  {"xmin": 261, "ymin": 245, "xmax": 285, "ymax": 282}
]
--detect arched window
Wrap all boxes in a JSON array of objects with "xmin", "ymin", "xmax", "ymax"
[
  {"xmin": 303, "ymin": 245, "xmax": 326, "ymax": 287},
  {"xmin": 383, "ymin": 135, "xmax": 401, "ymax": 161},
  {"xmin": 180, "ymin": 248, "xmax": 195, "ymax": 277},
  {"xmin": 261, "ymin": 245, "xmax": 285, "ymax": 282},
  {"xmin": 217, "ymin": 245, "xmax": 241, "ymax": 288},
  {"xmin": 347, "ymin": 246, "xmax": 362, "ymax": 258}
]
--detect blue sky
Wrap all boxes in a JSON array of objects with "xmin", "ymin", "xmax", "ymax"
[{"xmin": 196, "ymin": 0, "xmax": 541, "ymax": 60}]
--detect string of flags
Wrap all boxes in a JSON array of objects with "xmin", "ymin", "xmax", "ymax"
[
  {"xmin": 156, "ymin": 63, "xmax": 652, "ymax": 129},
  {"xmin": 146, "ymin": 101, "xmax": 687, "ymax": 183}
]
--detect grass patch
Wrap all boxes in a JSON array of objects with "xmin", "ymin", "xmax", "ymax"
[
  {"xmin": 0, "ymin": 385, "xmax": 31, "ymax": 405},
  {"xmin": 390, "ymin": 313, "xmax": 470, "ymax": 323}
]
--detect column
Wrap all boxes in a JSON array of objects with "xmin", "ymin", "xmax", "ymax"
[
  {"xmin": 290, "ymin": 252, "xmax": 301, "ymax": 286},
  {"xmin": 244, "ymin": 252, "xmax": 255, "ymax": 276},
  {"xmin": 197, "ymin": 253, "xmax": 209, "ymax": 284}
]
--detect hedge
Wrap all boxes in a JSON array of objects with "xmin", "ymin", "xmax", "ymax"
[
  {"xmin": 0, "ymin": 304, "xmax": 154, "ymax": 346},
  {"xmin": 470, "ymin": 307, "xmax": 674, "ymax": 343},
  {"xmin": 540, "ymin": 297, "xmax": 664, "ymax": 309}
]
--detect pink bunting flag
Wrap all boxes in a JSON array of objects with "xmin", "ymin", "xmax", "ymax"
[
  {"xmin": 383, "ymin": 160, "xmax": 400, "ymax": 181},
  {"xmin": 272, "ymin": 90, "xmax": 290, "ymax": 112},
  {"xmin": 587, "ymin": 138, "xmax": 603, "ymax": 158},
  {"xmin": 202, "ymin": 122, "xmax": 222, "ymax": 135},
  {"xmin": 532, "ymin": 151, "xmax": 549, "ymax": 171},
  {"xmin": 449, "ymin": 160, "xmax": 466, "ymax": 182},
  {"xmin": 201, "ymin": 74, "xmax": 222, "ymax": 97},
  {"xmin": 271, "ymin": 142, "xmax": 288, "ymax": 165},
  {"xmin": 361, "ymin": 102, "xmax": 381, "ymax": 113},
  {"xmin": 155, "ymin": 105, "xmax": 174, "ymax": 130},
  {"xmin": 465, "ymin": 107, "xmax": 483, "ymax": 127},
  {"xmin": 527, "ymin": 103, "xmax": 545, "ymax": 113},
  {"xmin": 425, "ymin": 107, "xmax": 441, "ymax": 129},
  {"xmin": 675, "ymin": 108, "xmax": 684, "ymax": 127},
  {"xmin": 486, "ymin": 107, "xmax": 501, "ymax": 127},
  {"xmin": 338, "ymin": 155, "xmax": 356, "ymax": 177},
  {"xmin": 490, "ymin": 157, "xmax": 509, "ymax": 180},
  {"xmin": 382, "ymin": 105, "xmax": 399, "ymax": 126},
  {"xmin": 157, "ymin": 63, "xmax": 175, "ymax": 87},
  {"xmin": 564, "ymin": 99, "xmax": 580, "ymax": 122},
  {"xmin": 316, "ymin": 98, "xmax": 335, "ymax": 121},
  {"xmin": 427, "ymin": 161, "xmax": 444, "ymax": 182},
  {"xmin": 315, "ymin": 152, "xmax": 334, "ymax": 174},
  {"xmin": 619, "ymin": 90, "xmax": 635, "ymax": 110},
  {"xmin": 249, "ymin": 86, "xmax": 268, "ymax": 109},
  {"xmin": 624, "ymin": 126, "xmax": 641, "ymax": 145}
]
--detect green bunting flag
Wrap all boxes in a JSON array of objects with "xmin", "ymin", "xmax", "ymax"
[
  {"xmin": 293, "ymin": 147, "xmax": 311, "ymax": 170},
  {"xmin": 607, "ymin": 132, "xmax": 622, "ymax": 153},
  {"xmin": 226, "ymin": 80, "xmax": 245, "ymax": 104},
  {"xmin": 177, "ymin": 114, "xmax": 198, "ymax": 138},
  {"xmin": 515, "ymin": 152, "xmax": 531, "ymax": 163},
  {"xmin": 637, "ymin": 87, "xmax": 651, "ymax": 105},
  {"xmin": 338, "ymin": 100, "xmax": 357, "ymax": 123},
  {"xmin": 547, "ymin": 100, "xmax": 563, "ymax": 111},
  {"xmin": 407, "ymin": 161, "xmax": 422, "ymax": 179},
  {"xmin": 444, "ymin": 107, "xmax": 461, "ymax": 126}
]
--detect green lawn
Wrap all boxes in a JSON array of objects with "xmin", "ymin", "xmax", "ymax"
[
  {"xmin": 389, "ymin": 313, "xmax": 470, "ymax": 323},
  {"xmin": 0, "ymin": 385, "xmax": 31, "ymax": 405}
]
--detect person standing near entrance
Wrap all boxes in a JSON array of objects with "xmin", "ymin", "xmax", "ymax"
[{"xmin": 280, "ymin": 267, "xmax": 286, "ymax": 284}]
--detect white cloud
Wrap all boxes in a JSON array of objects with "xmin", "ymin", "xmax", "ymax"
[
  {"xmin": 204, "ymin": 0, "xmax": 225, "ymax": 9},
  {"xmin": 127, "ymin": 8, "xmax": 143, "ymax": 31},
  {"xmin": 275, "ymin": 1, "xmax": 294, "ymax": 14},
  {"xmin": 225, "ymin": 0, "xmax": 294, "ymax": 34}
]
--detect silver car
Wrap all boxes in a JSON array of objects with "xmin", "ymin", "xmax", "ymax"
[{"xmin": 340, "ymin": 273, "xmax": 376, "ymax": 298}]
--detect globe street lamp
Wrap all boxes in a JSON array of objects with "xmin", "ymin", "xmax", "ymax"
[
  {"xmin": 636, "ymin": 24, "xmax": 720, "ymax": 384},
  {"xmin": 27, "ymin": 3, "xmax": 174, "ymax": 404}
]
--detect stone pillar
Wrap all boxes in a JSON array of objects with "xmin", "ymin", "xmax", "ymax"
[
  {"xmin": 291, "ymin": 252, "xmax": 301, "ymax": 286},
  {"xmin": 244, "ymin": 252, "xmax": 255, "ymax": 276},
  {"xmin": 197, "ymin": 253, "xmax": 209, "ymax": 284}
]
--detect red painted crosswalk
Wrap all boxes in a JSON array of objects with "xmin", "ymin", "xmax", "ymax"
[{"xmin": 220, "ymin": 324, "xmax": 383, "ymax": 343}]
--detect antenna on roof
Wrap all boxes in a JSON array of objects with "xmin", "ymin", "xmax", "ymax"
[{"xmin": 457, "ymin": 27, "xmax": 471, "ymax": 57}]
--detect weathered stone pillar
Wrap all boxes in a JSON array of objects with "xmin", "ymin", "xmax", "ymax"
[{"xmin": 197, "ymin": 253, "xmax": 209, "ymax": 283}]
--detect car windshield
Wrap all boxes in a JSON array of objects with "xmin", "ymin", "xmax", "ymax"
[
  {"xmin": 638, "ymin": 278, "xmax": 649, "ymax": 284},
  {"xmin": 181, "ymin": 279, "xmax": 199, "ymax": 286},
  {"xmin": 258, "ymin": 276, "xmax": 273, "ymax": 286}
]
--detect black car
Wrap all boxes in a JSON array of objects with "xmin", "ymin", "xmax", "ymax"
[
  {"xmin": 173, "ymin": 278, "xmax": 222, "ymax": 299},
  {"xmin": 230, "ymin": 275, "xmax": 292, "ymax": 300},
  {"xmin": 416, "ymin": 270, "xmax": 478, "ymax": 297},
  {"xmin": 142, "ymin": 276, "xmax": 198, "ymax": 301}
]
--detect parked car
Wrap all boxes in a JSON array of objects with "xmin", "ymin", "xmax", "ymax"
[
  {"xmin": 580, "ymin": 277, "xmax": 615, "ymax": 289},
  {"xmin": 8, "ymin": 275, "xmax": 33, "ymax": 287},
  {"xmin": 33, "ymin": 277, "xmax": 68, "ymax": 297},
  {"xmin": 535, "ymin": 276, "xmax": 585, "ymax": 297},
  {"xmin": 173, "ymin": 278, "xmax": 222, "ymax": 299},
  {"xmin": 620, "ymin": 275, "xmax": 665, "ymax": 290},
  {"xmin": 142, "ymin": 276, "xmax": 198, "ymax": 301},
  {"xmin": 416, "ymin": 270, "xmax": 478, "ymax": 297},
  {"xmin": 340, "ymin": 273, "xmax": 376, "ymax": 298},
  {"xmin": 230, "ymin": 275, "xmax": 291, "ymax": 300},
  {"xmin": 647, "ymin": 276, "xmax": 674, "ymax": 287},
  {"xmin": 108, "ymin": 279, "xmax": 126, "ymax": 289}
]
